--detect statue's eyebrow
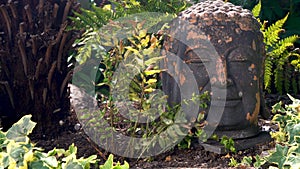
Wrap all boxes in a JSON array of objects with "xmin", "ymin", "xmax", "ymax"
[
  {"xmin": 184, "ymin": 48, "xmax": 215, "ymax": 63},
  {"xmin": 227, "ymin": 47, "xmax": 256, "ymax": 62}
]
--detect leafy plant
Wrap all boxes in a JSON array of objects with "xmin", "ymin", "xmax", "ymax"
[
  {"xmin": 0, "ymin": 115, "xmax": 129, "ymax": 169},
  {"xmin": 99, "ymin": 154, "xmax": 129, "ymax": 169},
  {"xmin": 252, "ymin": 1, "xmax": 300, "ymax": 94},
  {"xmin": 265, "ymin": 94, "xmax": 300, "ymax": 169},
  {"xmin": 220, "ymin": 136, "xmax": 236, "ymax": 153},
  {"xmin": 229, "ymin": 94, "xmax": 300, "ymax": 168},
  {"xmin": 229, "ymin": 155, "xmax": 266, "ymax": 168}
]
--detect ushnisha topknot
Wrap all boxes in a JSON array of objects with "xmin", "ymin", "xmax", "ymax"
[{"xmin": 178, "ymin": 0, "xmax": 260, "ymax": 31}]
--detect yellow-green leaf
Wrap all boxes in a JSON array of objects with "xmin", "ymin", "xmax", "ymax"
[
  {"xmin": 252, "ymin": 0, "xmax": 261, "ymax": 18},
  {"xmin": 144, "ymin": 70, "xmax": 162, "ymax": 76},
  {"xmin": 146, "ymin": 79, "xmax": 157, "ymax": 84},
  {"xmin": 139, "ymin": 29, "xmax": 147, "ymax": 38}
]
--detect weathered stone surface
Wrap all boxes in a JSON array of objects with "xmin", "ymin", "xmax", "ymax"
[{"xmin": 162, "ymin": 0, "xmax": 268, "ymax": 139}]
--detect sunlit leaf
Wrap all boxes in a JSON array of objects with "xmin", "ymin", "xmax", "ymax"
[
  {"xmin": 252, "ymin": 0, "xmax": 261, "ymax": 17},
  {"xmin": 267, "ymin": 144, "xmax": 289, "ymax": 169},
  {"xmin": 144, "ymin": 70, "xmax": 162, "ymax": 76},
  {"xmin": 6, "ymin": 115, "xmax": 36, "ymax": 143},
  {"xmin": 144, "ymin": 56, "xmax": 165, "ymax": 66}
]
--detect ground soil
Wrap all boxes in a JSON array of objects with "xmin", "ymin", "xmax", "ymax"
[{"xmin": 29, "ymin": 93, "xmax": 295, "ymax": 169}]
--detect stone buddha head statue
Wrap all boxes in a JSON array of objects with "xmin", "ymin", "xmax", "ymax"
[{"xmin": 162, "ymin": 0, "xmax": 268, "ymax": 138}]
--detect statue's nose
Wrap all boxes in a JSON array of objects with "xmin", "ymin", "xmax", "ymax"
[
  {"xmin": 210, "ymin": 59, "xmax": 233, "ymax": 88},
  {"xmin": 210, "ymin": 76, "xmax": 233, "ymax": 88}
]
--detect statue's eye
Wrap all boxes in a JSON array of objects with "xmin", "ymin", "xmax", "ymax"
[
  {"xmin": 185, "ymin": 58, "xmax": 211, "ymax": 64},
  {"xmin": 185, "ymin": 49, "xmax": 212, "ymax": 64},
  {"xmin": 228, "ymin": 55, "xmax": 248, "ymax": 62},
  {"xmin": 227, "ymin": 48, "xmax": 254, "ymax": 62}
]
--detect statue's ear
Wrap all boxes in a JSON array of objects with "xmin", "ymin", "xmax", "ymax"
[{"xmin": 260, "ymin": 91, "xmax": 270, "ymax": 119}]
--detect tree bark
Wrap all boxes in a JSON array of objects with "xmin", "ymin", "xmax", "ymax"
[{"xmin": 0, "ymin": 0, "xmax": 80, "ymax": 138}]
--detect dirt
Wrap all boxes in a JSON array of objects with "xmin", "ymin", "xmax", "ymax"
[
  {"xmin": 31, "ymin": 117, "xmax": 275, "ymax": 168},
  {"xmin": 29, "ymin": 93, "xmax": 293, "ymax": 169}
]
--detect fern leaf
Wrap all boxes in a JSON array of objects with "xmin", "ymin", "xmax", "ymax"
[
  {"xmin": 284, "ymin": 65, "xmax": 292, "ymax": 93},
  {"xmin": 73, "ymin": 11, "xmax": 95, "ymax": 29},
  {"xmin": 292, "ymin": 77, "xmax": 298, "ymax": 94},
  {"xmin": 252, "ymin": 0, "xmax": 261, "ymax": 18},
  {"xmin": 274, "ymin": 65, "xmax": 284, "ymax": 95},
  {"xmin": 264, "ymin": 14, "xmax": 289, "ymax": 47},
  {"xmin": 264, "ymin": 57, "xmax": 273, "ymax": 91},
  {"xmin": 77, "ymin": 41, "xmax": 93, "ymax": 64},
  {"xmin": 269, "ymin": 35, "xmax": 299, "ymax": 58},
  {"xmin": 91, "ymin": 5, "xmax": 114, "ymax": 26}
]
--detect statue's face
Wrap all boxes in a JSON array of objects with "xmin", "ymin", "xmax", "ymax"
[
  {"xmin": 162, "ymin": 0, "xmax": 265, "ymax": 138},
  {"xmin": 187, "ymin": 34, "xmax": 263, "ymax": 129}
]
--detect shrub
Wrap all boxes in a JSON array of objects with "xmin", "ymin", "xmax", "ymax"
[
  {"xmin": 229, "ymin": 94, "xmax": 300, "ymax": 169},
  {"xmin": 0, "ymin": 115, "xmax": 129, "ymax": 169},
  {"xmin": 252, "ymin": 1, "xmax": 300, "ymax": 94}
]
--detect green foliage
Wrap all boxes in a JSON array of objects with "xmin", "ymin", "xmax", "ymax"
[
  {"xmin": 229, "ymin": 0, "xmax": 300, "ymax": 40},
  {"xmin": 220, "ymin": 136, "xmax": 236, "ymax": 153},
  {"xmin": 228, "ymin": 157, "xmax": 239, "ymax": 167},
  {"xmin": 229, "ymin": 94, "xmax": 300, "ymax": 168},
  {"xmin": 252, "ymin": 1, "xmax": 300, "ymax": 94},
  {"xmin": 99, "ymin": 154, "xmax": 129, "ymax": 169},
  {"xmin": 71, "ymin": 0, "xmax": 188, "ymax": 65},
  {"xmin": 0, "ymin": 115, "xmax": 129, "ymax": 169},
  {"xmin": 229, "ymin": 155, "xmax": 266, "ymax": 168},
  {"xmin": 71, "ymin": 0, "xmax": 213, "ymax": 157},
  {"xmin": 71, "ymin": 0, "xmax": 189, "ymax": 31},
  {"xmin": 260, "ymin": 0, "xmax": 300, "ymax": 38},
  {"xmin": 251, "ymin": 0, "xmax": 261, "ymax": 18},
  {"xmin": 227, "ymin": 0, "xmax": 258, "ymax": 9}
]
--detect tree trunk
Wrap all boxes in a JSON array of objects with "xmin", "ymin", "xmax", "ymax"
[{"xmin": 0, "ymin": 0, "xmax": 80, "ymax": 138}]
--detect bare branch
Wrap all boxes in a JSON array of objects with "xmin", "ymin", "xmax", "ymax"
[
  {"xmin": 35, "ymin": 58, "xmax": 43, "ymax": 79},
  {"xmin": 47, "ymin": 61, "xmax": 57, "ymax": 88},
  {"xmin": 55, "ymin": 21, "xmax": 67, "ymax": 43},
  {"xmin": 43, "ymin": 88, "xmax": 47, "ymax": 105},
  {"xmin": 57, "ymin": 32, "xmax": 68, "ymax": 71},
  {"xmin": 62, "ymin": 1, "xmax": 71, "ymax": 23},
  {"xmin": 28, "ymin": 79, "xmax": 34, "ymax": 100},
  {"xmin": 18, "ymin": 39, "xmax": 28, "ymax": 76},
  {"xmin": 45, "ymin": 43, "xmax": 54, "ymax": 66},
  {"xmin": 24, "ymin": 5, "xmax": 33, "ymax": 28},
  {"xmin": 0, "ymin": 81, "xmax": 14, "ymax": 108},
  {"xmin": 0, "ymin": 5, "xmax": 12, "ymax": 41},
  {"xmin": 52, "ymin": 3, "xmax": 59, "ymax": 19},
  {"xmin": 8, "ymin": 0, "xmax": 17, "ymax": 19},
  {"xmin": 19, "ymin": 22, "xmax": 25, "ymax": 34},
  {"xmin": 60, "ymin": 70, "xmax": 72, "ymax": 97},
  {"xmin": 30, "ymin": 35, "xmax": 38, "ymax": 56},
  {"xmin": 38, "ymin": 0, "xmax": 44, "ymax": 15}
]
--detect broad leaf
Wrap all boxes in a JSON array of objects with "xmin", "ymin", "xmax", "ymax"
[
  {"xmin": 288, "ymin": 123, "xmax": 300, "ymax": 144},
  {"xmin": 41, "ymin": 156, "xmax": 58, "ymax": 168},
  {"xmin": 6, "ymin": 115, "xmax": 36, "ymax": 143},
  {"xmin": 65, "ymin": 162, "xmax": 83, "ymax": 169},
  {"xmin": 252, "ymin": 0, "xmax": 261, "ymax": 17},
  {"xmin": 100, "ymin": 154, "xmax": 113, "ymax": 169},
  {"xmin": 29, "ymin": 161, "xmax": 51, "ymax": 169},
  {"xmin": 267, "ymin": 144, "xmax": 289, "ymax": 169},
  {"xmin": 284, "ymin": 154, "xmax": 300, "ymax": 169}
]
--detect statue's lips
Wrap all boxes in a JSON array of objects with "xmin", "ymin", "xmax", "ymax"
[{"xmin": 210, "ymin": 98, "xmax": 241, "ymax": 107}]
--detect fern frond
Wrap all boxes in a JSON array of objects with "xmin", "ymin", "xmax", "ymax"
[
  {"xmin": 274, "ymin": 65, "xmax": 284, "ymax": 95},
  {"xmin": 91, "ymin": 5, "xmax": 114, "ymax": 26},
  {"xmin": 284, "ymin": 65, "xmax": 293, "ymax": 93},
  {"xmin": 269, "ymin": 35, "xmax": 299, "ymax": 58},
  {"xmin": 76, "ymin": 41, "xmax": 93, "ymax": 64},
  {"xmin": 292, "ymin": 77, "xmax": 298, "ymax": 94},
  {"xmin": 260, "ymin": 20, "xmax": 268, "ymax": 33},
  {"xmin": 264, "ymin": 14, "xmax": 289, "ymax": 47},
  {"xmin": 252, "ymin": 0, "xmax": 261, "ymax": 18},
  {"xmin": 264, "ymin": 57, "xmax": 273, "ymax": 90}
]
